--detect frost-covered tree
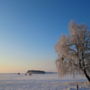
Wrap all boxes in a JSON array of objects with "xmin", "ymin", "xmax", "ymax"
[{"xmin": 55, "ymin": 22, "xmax": 90, "ymax": 82}]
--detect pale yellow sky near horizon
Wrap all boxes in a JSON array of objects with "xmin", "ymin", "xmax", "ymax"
[{"xmin": 0, "ymin": 57, "xmax": 57, "ymax": 73}]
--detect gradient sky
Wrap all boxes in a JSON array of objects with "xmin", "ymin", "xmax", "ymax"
[{"xmin": 0, "ymin": 0, "xmax": 90, "ymax": 73}]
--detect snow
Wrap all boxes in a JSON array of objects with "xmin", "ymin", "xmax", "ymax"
[{"xmin": 0, "ymin": 73, "xmax": 89, "ymax": 90}]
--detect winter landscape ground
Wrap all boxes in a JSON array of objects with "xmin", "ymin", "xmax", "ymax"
[{"xmin": 0, "ymin": 73, "xmax": 89, "ymax": 90}]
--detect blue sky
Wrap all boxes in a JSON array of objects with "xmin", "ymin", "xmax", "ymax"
[{"xmin": 0, "ymin": 0, "xmax": 90, "ymax": 73}]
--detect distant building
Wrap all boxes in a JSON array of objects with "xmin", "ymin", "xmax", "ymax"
[{"xmin": 17, "ymin": 73, "xmax": 20, "ymax": 75}]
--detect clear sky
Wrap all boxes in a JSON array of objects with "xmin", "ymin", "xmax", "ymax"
[{"xmin": 0, "ymin": 0, "xmax": 90, "ymax": 73}]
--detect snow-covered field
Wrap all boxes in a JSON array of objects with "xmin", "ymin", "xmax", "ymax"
[{"xmin": 0, "ymin": 73, "xmax": 89, "ymax": 90}]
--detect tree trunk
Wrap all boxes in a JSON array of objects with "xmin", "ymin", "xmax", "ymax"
[{"xmin": 83, "ymin": 69, "xmax": 90, "ymax": 82}]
